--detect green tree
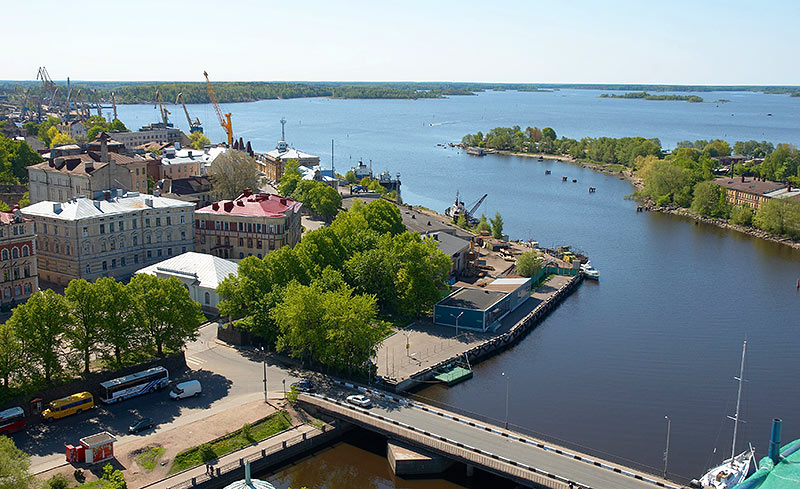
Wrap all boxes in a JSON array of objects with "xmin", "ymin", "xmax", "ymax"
[
  {"xmin": 344, "ymin": 170, "xmax": 357, "ymax": 184},
  {"xmin": 0, "ymin": 436, "xmax": 38, "ymax": 489},
  {"xmin": 542, "ymin": 127, "xmax": 557, "ymax": 140},
  {"xmin": 456, "ymin": 214, "xmax": 468, "ymax": 229},
  {"xmin": 476, "ymin": 213, "xmax": 491, "ymax": 233},
  {"xmin": 86, "ymin": 125, "xmax": 105, "ymax": 142},
  {"xmin": 344, "ymin": 247, "xmax": 398, "ymax": 313},
  {"xmin": 95, "ymin": 277, "xmax": 136, "ymax": 366},
  {"xmin": 360, "ymin": 198, "xmax": 404, "ymax": 235},
  {"xmin": 49, "ymin": 129, "xmax": 75, "ymax": 148},
  {"xmin": 306, "ymin": 183, "xmax": 342, "ymax": 220},
  {"xmin": 8, "ymin": 290, "xmax": 71, "ymax": 383},
  {"xmin": 189, "ymin": 131, "xmax": 211, "ymax": 150},
  {"xmin": 208, "ymin": 151, "xmax": 262, "ymax": 201},
  {"xmin": 730, "ymin": 205, "xmax": 754, "ymax": 226},
  {"xmin": 490, "ymin": 211, "xmax": 504, "ymax": 239},
  {"xmin": 0, "ymin": 202, "xmax": 9, "ymax": 212},
  {"xmin": 128, "ymin": 275, "xmax": 203, "ymax": 356},
  {"xmin": 110, "ymin": 119, "xmax": 128, "ymax": 132},
  {"xmin": 65, "ymin": 279, "xmax": 106, "ymax": 376},
  {"xmin": 278, "ymin": 159, "xmax": 303, "ymax": 197},
  {"xmin": 691, "ymin": 181, "xmax": 729, "ymax": 218},
  {"xmin": 0, "ymin": 322, "xmax": 21, "ymax": 389},
  {"xmin": 390, "ymin": 233, "xmax": 451, "ymax": 317},
  {"xmin": 516, "ymin": 251, "xmax": 542, "ymax": 278}
]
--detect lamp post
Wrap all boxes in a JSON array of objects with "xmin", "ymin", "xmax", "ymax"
[
  {"xmin": 282, "ymin": 378, "xmax": 286, "ymax": 397},
  {"xmin": 502, "ymin": 372, "xmax": 509, "ymax": 429},
  {"xmin": 261, "ymin": 346, "xmax": 268, "ymax": 404},
  {"xmin": 663, "ymin": 415, "xmax": 671, "ymax": 480},
  {"xmin": 452, "ymin": 311, "xmax": 464, "ymax": 337}
]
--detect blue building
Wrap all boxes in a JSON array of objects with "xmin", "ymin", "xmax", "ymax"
[{"xmin": 433, "ymin": 277, "xmax": 532, "ymax": 332}]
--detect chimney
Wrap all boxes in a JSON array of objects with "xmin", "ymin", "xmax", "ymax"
[
  {"xmin": 741, "ymin": 175, "xmax": 745, "ymax": 183},
  {"xmin": 84, "ymin": 157, "xmax": 94, "ymax": 172},
  {"xmin": 52, "ymin": 202, "xmax": 62, "ymax": 213},
  {"xmin": 224, "ymin": 201, "xmax": 234, "ymax": 212},
  {"xmin": 236, "ymin": 200, "xmax": 245, "ymax": 206},
  {"xmin": 144, "ymin": 198, "xmax": 153, "ymax": 207},
  {"xmin": 187, "ymin": 150, "xmax": 193, "ymax": 158},
  {"xmin": 102, "ymin": 190, "xmax": 111, "ymax": 201},
  {"xmin": 212, "ymin": 202, "xmax": 220, "ymax": 211},
  {"xmin": 243, "ymin": 188, "xmax": 252, "ymax": 197},
  {"xmin": 99, "ymin": 131, "xmax": 110, "ymax": 163},
  {"xmin": 93, "ymin": 200, "xmax": 102, "ymax": 210},
  {"xmin": 769, "ymin": 418, "xmax": 782, "ymax": 464}
]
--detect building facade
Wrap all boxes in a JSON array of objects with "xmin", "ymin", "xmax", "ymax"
[
  {"xmin": 21, "ymin": 190, "xmax": 195, "ymax": 286},
  {"xmin": 56, "ymin": 121, "xmax": 86, "ymax": 140},
  {"xmin": 27, "ymin": 133, "xmax": 149, "ymax": 204},
  {"xmin": 257, "ymin": 140, "xmax": 320, "ymax": 182},
  {"xmin": 195, "ymin": 190, "xmax": 302, "ymax": 260},
  {"xmin": 159, "ymin": 146, "xmax": 227, "ymax": 179},
  {"xmin": 713, "ymin": 176, "xmax": 792, "ymax": 211},
  {"xmin": 109, "ymin": 124, "xmax": 182, "ymax": 149},
  {"xmin": 0, "ymin": 209, "xmax": 38, "ymax": 306}
]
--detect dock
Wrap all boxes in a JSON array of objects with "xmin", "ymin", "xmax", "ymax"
[
  {"xmin": 433, "ymin": 364, "xmax": 473, "ymax": 386},
  {"xmin": 377, "ymin": 274, "xmax": 582, "ymax": 392}
]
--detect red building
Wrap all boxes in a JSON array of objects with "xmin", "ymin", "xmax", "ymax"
[
  {"xmin": 0, "ymin": 208, "xmax": 38, "ymax": 306},
  {"xmin": 195, "ymin": 190, "xmax": 302, "ymax": 260}
]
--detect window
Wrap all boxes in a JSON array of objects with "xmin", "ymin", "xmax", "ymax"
[
  {"xmin": 42, "ymin": 223, "xmax": 47, "ymax": 234},
  {"xmin": 239, "ymin": 252, "xmax": 244, "ymax": 259},
  {"xmin": 133, "ymin": 235, "xmax": 138, "ymax": 246},
  {"xmin": 248, "ymin": 239, "xmax": 253, "ymax": 248},
  {"xmin": 24, "ymin": 283, "xmax": 31, "ymax": 294},
  {"xmin": 23, "ymin": 265, "xmax": 29, "ymax": 277},
  {"xmin": 119, "ymin": 221, "xmax": 125, "ymax": 231},
  {"xmin": 111, "ymin": 259, "xmax": 116, "ymax": 269},
  {"xmin": 247, "ymin": 223, "xmax": 253, "ymax": 233},
  {"xmin": 156, "ymin": 217, "xmax": 161, "ymax": 226},
  {"xmin": 109, "ymin": 223, "xmax": 115, "ymax": 233},
  {"xmin": 3, "ymin": 287, "xmax": 9, "ymax": 298},
  {"xmin": 13, "ymin": 285, "xmax": 20, "ymax": 297},
  {"xmin": 166, "ymin": 216, "xmax": 172, "ymax": 225},
  {"xmin": 257, "ymin": 223, "xmax": 262, "ymax": 233},
  {"xmin": 238, "ymin": 238, "xmax": 243, "ymax": 246},
  {"xmin": 53, "ymin": 226, "xmax": 57, "ymax": 236},
  {"xmin": 204, "ymin": 292, "xmax": 210, "ymax": 305},
  {"xmin": 102, "ymin": 261, "xmax": 107, "ymax": 271},
  {"xmin": 22, "ymin": 246, "xmax": 29, "ymax": 257},
  {"xmin": 167, "ymin": 248, "xmax": 172, "ymax": 256},
  {"xmin": 44, "ymin": 241, "xmax": 49, "ymax": 252},
  {"xmin": 182, "ymin": 246, "xmax": 186, "ymax": 253},
  {"xmin": 13, "ymin": 269, "xmax": 19, "ymax": 280},
  {"xmin": 120, "ymin": 238, "xmax": 125, "ymax": 249},
  {"xmin": 101, "ymin": 241, "xmax": 107, "ymax": 252},
  {"xmin": 134, "ymin": 254, "xmax": 139, "ymax": 264},
  {"xmin": 100, "ymin": 224, "xmax": 105, "ymax": 234},
  {"xmin": 121, "ymin": 257, "xmax": 126, "ymax": 266},
  {"xmin": 257, "ymin": 240, "xmax": 262, "ymax": 249},
  {"xmin": 147, "ymin": 250, "xmax": 152, "ymax": 259},
  {"xmin": 145, "ymin": 234, "xmax": 151, "ymax": 244},
  {"xmin": 132, "ymin": 220, "xmax": 137, "ymax": 229},
  {"xmin": 2, "ymin": 270, "xmax": 7, "ymax": 282},
  {"xmin": 85, "ymin": 264, "xmax": 91, "ymax": 274},
  {"xmin": 181, "ymin": 231, "xmax": 186, "ymax": 240},
  {"xmin": 157, "ymin": 249, "xmax": 162, "ymax": 257},
  {"xmin": 11, "ymin": 248, "xmax": 18, "ymax": 259},
  {"xmin": 1, "ymin": 250, "xmax": 7, "ymax": 260},
  {"xmin": 166, "ymin": 231, "xmax": 171, "ymax": 242},
  {"xmin": 65, "ymin": 245, "xmax": 70, "ymax": 256},
  {"xmin": 145, "ymin": 218, "xmax": 151, "ymax": 227},
  {"xmin": 200, "ymin": 235, "xmax": 206, "ymax": 244},
  {"xmin": 180, "ymin": 215, "xmax": 186, "ymax": 224},
  {"xmin": 82, "ymin": 226, "xmax": 89, "ymax": 237}
]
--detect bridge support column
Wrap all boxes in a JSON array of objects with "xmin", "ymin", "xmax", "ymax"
[
  {"xmin": 465, "ymin": 464, "xmax": 474, "ymax": 478},
  {"xmin": 387, "ymin": 440, "xmax": 453, "ymax": 476}
]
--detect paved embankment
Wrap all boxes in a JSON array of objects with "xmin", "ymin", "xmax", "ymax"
[{"xmin": 379, "ymin": 274, "xmax": 582, "ymax": 391}]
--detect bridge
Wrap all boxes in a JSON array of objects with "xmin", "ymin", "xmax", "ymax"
[{"xmin": 300, "ymin": 385, "xmax": 684, "ymax": 489}]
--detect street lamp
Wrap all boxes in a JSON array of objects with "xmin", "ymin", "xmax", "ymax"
[
  {"xmin": 261, "ymin": 346, "xmax": 268, "ymax": 404},
  {"xmin": 663, "ymin": 415, "xmax": 671, "ymax": 480},
  {"xmin": 450, "ymin": 311, "xmax": 464, "ymax": 337},
  {"xmin": 502, "ymin": 372, "xmax": 509, "ymax": 429},
  {"xmin": 282, "ymin": 378, "xmax": 286, "ymax": 397}
]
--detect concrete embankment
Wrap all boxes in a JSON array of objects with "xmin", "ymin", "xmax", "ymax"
[{"xmin": 382, "ymin": 274, "xmax": 583, "ymax": 392}]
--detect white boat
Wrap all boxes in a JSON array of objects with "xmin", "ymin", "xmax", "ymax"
[
  {"xmin": 691, "ymin": 341, "xmax": 754, "ymax": 489},
  {"xmin": 580, "ymin": 261, "xmax": 600, "ymax": 280}
]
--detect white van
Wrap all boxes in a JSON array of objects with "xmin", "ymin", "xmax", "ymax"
[{"xmin": 169, "ymin": 380, "xmax": 202, "ymax": 400}]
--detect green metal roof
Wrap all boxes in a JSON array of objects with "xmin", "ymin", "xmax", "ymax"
[{"xmin": 733, "ymin": 439, "xmax": 800, "ymax": 489}]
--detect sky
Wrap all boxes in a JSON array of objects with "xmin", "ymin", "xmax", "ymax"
[{"xmin": 3, "ymin": 0, "xmax": 799, "ymax": 85}]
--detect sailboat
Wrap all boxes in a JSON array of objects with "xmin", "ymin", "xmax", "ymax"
[{"xmin": 691, "ymin": 341, "xmax": 755, "ymax": 489}]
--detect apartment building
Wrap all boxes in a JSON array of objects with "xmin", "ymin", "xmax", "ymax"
[
  {"xmin": 109, "ymin": 123, "xmax": 182, "ymax": 149},
  {"xmin": 27, "ymin": 133, "xmax": 149, "ymax": 204},
  {"xmin": 714, "ymin": 176, "xmax": 800, "ymax": 211},
  {"xmin": 21, "ymin": 190, "xmax": 195, "ymax": 285},
  {"xmin": 195, "ymin": 190, "xmax": 302, "ymax": 260},
  {"xmin": 0, "ymin": 208, "xmax": 38, "ymax": 306}
]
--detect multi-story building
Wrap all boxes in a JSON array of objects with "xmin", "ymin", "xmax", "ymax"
[
  {"xmin": 27, "ymin": 133, "xmax": 149, "ymax": 204},
  {"xmin": 56, "ymin": 120, "xmax": 86, "ymax": 140},
  {"xmin": 109, "ymin": 123, "xmax": 183, "ymax": 150},
  {"xmin": 257, "ymin": 139, "xmax": 320, "ymax": 182},
  {"xmin": 156, "ymin": 176, "xmax": 216, "ymax": 208},
  {"xmin": 159, "ymin": 145, "xmax": 228, "ymax": 179},
  {"xmin": 195, "ymin": 190, "xmax": 302, "ymax": 260},
  {"xmin": 0, "ymin": 208, "xmax": 38, "ymax": 306},
  {"xmin": 714, "ymin": 176, "xmax": 800, "ymax": 210},
  {"xmin": 21, "ymin": 190, "xmax": 195, "ymax": 286}
]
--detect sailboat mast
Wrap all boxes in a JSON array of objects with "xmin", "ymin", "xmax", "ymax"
[{"xmin": 729, "ymin": 340, "xmax": 747, "ymax": 465}]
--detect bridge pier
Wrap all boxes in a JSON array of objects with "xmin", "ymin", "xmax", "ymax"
[
  {"xmin": 387, "ymin": 440, "xmax": 453, "ymax": 476},
  {"xmin": 465, "ymin": 464, "xmax": 474, "ymax": 478}
]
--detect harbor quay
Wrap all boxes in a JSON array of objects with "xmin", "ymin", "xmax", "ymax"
[{"xmin": 377, "ymin": 274, "xmax": 581, "ymax": 392}]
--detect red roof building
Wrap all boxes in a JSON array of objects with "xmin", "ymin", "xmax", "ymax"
[
  {"xmin": 194, "ymin": 190, "xmax": 302, "ymax": 260},
  {"xmin": 0, "ymin": 208, "xmax": 38, "ymax": 306}
]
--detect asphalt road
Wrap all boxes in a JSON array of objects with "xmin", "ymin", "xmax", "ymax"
[
  {"xmin": 304, "ymin": 384, "xmax": 675, "ymax": 489},
  {"xmin": 18, "ymin": 323, "xmax": 303, "ymax": 473}
]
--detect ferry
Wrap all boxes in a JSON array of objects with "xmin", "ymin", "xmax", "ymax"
[
  {"xmin": 465, "ymin": 146, "xmax": 486, "ymax": 157},
  {"xmin": 580, "ymin": 261, "xmax": 600, "ymax": 280}
]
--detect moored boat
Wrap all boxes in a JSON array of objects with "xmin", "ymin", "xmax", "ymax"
[{"xmin": 580, "ymin": 261, "xmax": 600, "ymax": 280}]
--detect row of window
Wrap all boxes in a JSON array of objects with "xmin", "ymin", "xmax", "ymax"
[
  {"xmin": 197, "ymin": 220, "xmax": 282, "ymax": 234},
  {"xmin": 43, "ymin": 230, "xmax": 189, "ymax": 256},
  {"xmin": 0, "ymin": 246, "xmax": 31, "ymax": 260},
  {"xmin": 0, "ymin": 225, "xmax": 27, "ymax": 238},
  {"xmin": 82, "ymin": 246, "xmax": 188, "ymax": 274},
  {"xmin": 199, "ymin": 235, "xmax": 277, "ymax": 251},
  {"xmin": 2, "ymin": 283, "xmax": 33, "ymax": 299},
  {"xmin": 1, "ymin": 266, "xmax": 32, "ymax": 281}
]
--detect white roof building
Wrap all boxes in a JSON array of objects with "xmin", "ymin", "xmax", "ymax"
[
  {"xmin": 161, "ymin": 146, "xmax": 228, "ymax": 177},
  {"xmin": 264, "ymin": 141, "xmax": 319, "ymax": 165},
  {"xmin": 135, "ymin": 251, "xmax": 238, "ymax": 313}
]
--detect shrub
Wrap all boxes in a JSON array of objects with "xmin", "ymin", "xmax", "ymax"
[
  {"xmin": 199, "ymin": 443, "xmax": 216, "ymax": 463},
  {"xmin": 47, "ymin": 473, "xmax": 69, "ymax": 489}
]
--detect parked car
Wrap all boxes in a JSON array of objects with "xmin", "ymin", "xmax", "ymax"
[
  {"xmin": 346, "ymin": 394, "xmax": 372, "ymax": 408},
  {"xmin": 291, "ymin": 379, "xmax": 314, "ymax": 392},
  {"xmin": 128, "ymin": 417, "xmax": 154, "ymax": 434},
  {"xmin": 170, "ymin": 380, "xmax": 202, "ymax": 400}
]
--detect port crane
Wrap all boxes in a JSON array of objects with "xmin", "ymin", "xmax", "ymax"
[
  {"xmin": 176, "ymin": 92, "xmax": 203, "ymax": 133},
  {"xmin": 36, "ymin": 66, "xmax": 57, "ymax": 108},
  {"xmin": 111, "ymin": 92, "xmax": 118, "ymax": 120},
  {"xmin": 445, "ymin": 191, "xmax": 488, "ymax": 224},
  {"xmin": 154, "ymin": 88, "xmax": 170, "ymax": 125},
  {"xmin": 203, "ymin": 71, "xmax": 233, "ymax": 146}
]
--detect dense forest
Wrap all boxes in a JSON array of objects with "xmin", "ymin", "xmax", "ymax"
[
  {"xmin": 600, "ymin": 91, "xmax": 704, "ymax": 102},
  {"xmin": 462, "ymin": 126, "xmax": 800, "ymax": 239}
]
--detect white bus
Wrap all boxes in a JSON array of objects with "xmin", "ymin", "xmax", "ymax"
[{"xmin": 99, "ymin": 366, "xmax": 169, "ymax": 403}]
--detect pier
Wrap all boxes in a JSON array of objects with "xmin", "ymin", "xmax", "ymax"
[
  {"xmin": 300, "ymin": 389, "xmax": 682, "ymax": 489},
  {"xmin": 377, "ymin": 274, "xmax": 583, "ymax": 392}
]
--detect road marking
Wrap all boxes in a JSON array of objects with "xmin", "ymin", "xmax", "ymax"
[{"xmin": 186, "ymin": 356, "xmax": 205, "ymax": 367}]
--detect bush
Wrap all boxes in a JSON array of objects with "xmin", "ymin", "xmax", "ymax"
[
  {"xmin": 516, "ymin": 251, "xmax": 542, "ymax": 278},
  {"xmin": 286, "ymin": 385, "xmax": 299, "ymax": 405},
  {"xmin": 47, "ymin": 473, "xmax": 69, "ymax": 489},
  {"xmin": 241, "ymin": 422, "xmax": 253, "ymax": 442},
  {"xmin": 730, "ymin": 205, "xmax": 754, "ymax": 226},
  {"xmin": 199, "ymin": 443, "xmax": 216, "ymax": 463}
]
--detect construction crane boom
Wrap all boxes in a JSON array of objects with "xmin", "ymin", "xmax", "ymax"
[
  {"xmin": 466, "ymin": 193, "xmax": 488, "ymax": 220},
  {"xmin": 176, "ymin": 93, "xmax": 203, "ymax": 133},
  {"xmin": 111, "ymin": 92, "xmax": 118, "ymax": 120},
  {"xmin": 203, "ymin": 71, "xmax": 232, "ymax": 146},
  {"xmin": 154, "ymin": 88, "xmax": 170, "ymax": 125}
]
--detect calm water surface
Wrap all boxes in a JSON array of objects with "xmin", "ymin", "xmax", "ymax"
[{"xmin": 120, "ymin": 90, "xmax": 800, "ymax": 484}]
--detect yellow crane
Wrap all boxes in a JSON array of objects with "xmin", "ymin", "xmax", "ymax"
[{"xmin": 203, "ymin": 71, "xmax": 232, "ymax": 146}]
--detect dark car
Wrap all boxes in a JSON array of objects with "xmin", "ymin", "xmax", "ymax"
[
  {"xmin": 128, "ymin": 417, "xmax": 154, "ymax": 434},
  {"xmin": 291, "ymin": 379, "xmax": 314, "ymax": 392}
]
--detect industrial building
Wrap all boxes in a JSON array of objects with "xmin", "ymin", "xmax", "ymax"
[{"xmin": 433, "ymin": 277, "xmax": 532, "ymax": 332}]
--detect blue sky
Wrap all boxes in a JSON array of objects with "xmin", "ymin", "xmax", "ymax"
[{"xmin": 4, "ymin": 0, "xmax": 798, "ymax": 84}]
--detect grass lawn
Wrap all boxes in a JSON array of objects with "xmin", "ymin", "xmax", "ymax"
[
  {"xmin": 168, "ymin": 411, "xmax": 291, "ymax": 475},
  {"xmin": 136, "ymin": 446, "xmax": 165, "ymax": 470}
]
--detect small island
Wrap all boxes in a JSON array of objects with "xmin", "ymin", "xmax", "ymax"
[{"xmin": 600, "ymin": 91, "xmax": 704, "ymax": 102}]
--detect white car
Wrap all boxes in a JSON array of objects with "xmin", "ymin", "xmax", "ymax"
[
  {"xmin": 169, "ymin": 380, "xmax": 202, "ymax": 400},
  {"xmin": 346, "ymin": 394, "xmax": 372, "ymax": 408}
]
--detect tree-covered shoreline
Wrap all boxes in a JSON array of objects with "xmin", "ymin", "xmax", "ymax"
[
  {"xmin": 462, "ymin": 126, "xmax": 800, "ymax": 241},
  {"xmin": 600, "ymin": 91, "xmax": 704, "ymax": 102}
]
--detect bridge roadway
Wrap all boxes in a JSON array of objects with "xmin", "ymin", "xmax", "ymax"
[{"xmin": 300, "ymin": 385, "xmax": 683, "ymax": 489}]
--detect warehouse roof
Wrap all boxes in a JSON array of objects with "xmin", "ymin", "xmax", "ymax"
[
  {"xmin": 438, "ymin": 287, "xmax": 508, "ymax": 311},
  {"xmin": 136, "ymin": 252, "xmax": 238, "ymax": 289}
]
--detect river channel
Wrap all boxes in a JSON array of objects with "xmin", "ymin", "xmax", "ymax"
[{"xmin": 118, "ymin": 89, "xmax": 800, "ymax": 486}]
